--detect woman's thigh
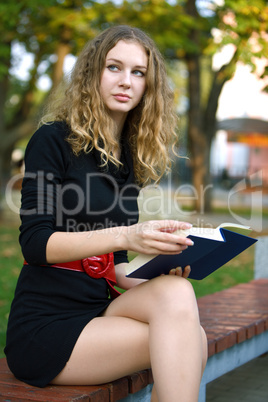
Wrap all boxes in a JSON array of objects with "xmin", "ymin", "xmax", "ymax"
[
  {"xmin": 51, "ymin": 278, "xmax": 162, "ymax": 386},
  {"xmin": 51, "ymin": 315, "xmax": 150, "ymax": 385},
  {"xmin": 51, "ymin": 276, "xmax": 199, "ymax": 386}
]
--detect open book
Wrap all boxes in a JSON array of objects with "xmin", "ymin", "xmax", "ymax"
[{"xmin": 125, "ymin": 223, "xmax": 257, "ymax": 280}]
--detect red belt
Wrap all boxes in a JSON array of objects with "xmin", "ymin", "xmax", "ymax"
[{"xmin": 23, "ymin": 253, "xmax": 121, "ymax": 299}]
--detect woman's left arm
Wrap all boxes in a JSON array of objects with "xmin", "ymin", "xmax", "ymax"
[{"xmin": 115, "ymin": 263, "xmax": 146, "ymax": 290}]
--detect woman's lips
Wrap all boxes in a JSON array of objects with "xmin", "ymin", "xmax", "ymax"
[{"xmin": 113, "ymin": 94, "xmax": 131, "ymax": 102}]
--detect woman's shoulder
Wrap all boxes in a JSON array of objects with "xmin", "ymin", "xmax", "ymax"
[
  {"xmin": 26, "ymin": 121, "xmax": 71, "ymax": 153},
  {"xmin": 23, "ymin": 121, "xmax": 73, "ymax": 170},
  {"xmin": 30, "ymin": 121, "xmax": 70, "ymax": 143}
]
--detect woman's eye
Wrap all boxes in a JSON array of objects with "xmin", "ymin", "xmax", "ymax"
[
  {"xmin": 107, "ymin": 65, "xmax": 119, "ymax": 72},
  {"xmin": 133, "ymin": 70, "xmax": 145, "ymax": 77}
]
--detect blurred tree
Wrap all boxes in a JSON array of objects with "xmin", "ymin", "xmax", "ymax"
[
  {"xmin": 102, "ymin": 0, "xmax": 268, "ymax": 211},
  {"xmin": 0, "ymin": 0, "xmax": 101, "ymax": 208},
  {"xmin": 1, "ymin": 0, "xmax": 268, "ymax": 214},
  {"xmin": 0, "ymin": 0, "xmax": 52, "ymax": 198},
  {"xmin": 184, "ymin": 0, "xmax": 268, "ymax": 211}
]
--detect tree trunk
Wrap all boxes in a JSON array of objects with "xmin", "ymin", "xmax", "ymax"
[
  {"xmin": 0, "ymin": 41, "xmax": 11, "ymax": 205},
  {"xmin": 52, "ymin": 27, "xmax": 72, "ymax": 88},
  {"xmin": 0, "ymin": 26, "xmax": 73, "ymax": 215},
  {"xmin": 201, "ymin": 53, "xmax": 238, "ymax": 211},
  {"xmin": 184, "ymin": 0, "xmax": 211, "ymax": 212},
  {"xmin": 186, "ymin": 54, "xmax": 210, "ymax": 213},
  {"xmin": 184, "ymin": 0, "xmax": 239, "ymax": 213}
]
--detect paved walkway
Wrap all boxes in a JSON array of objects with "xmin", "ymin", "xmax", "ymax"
[{"xmin": 206, "ymin": 353, "xmax": 268, "ymax": 402}]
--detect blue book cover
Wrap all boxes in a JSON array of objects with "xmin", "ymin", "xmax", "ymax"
[{"xmin": 125, "ymin": 225, "xmax": 257, "ymax": 280}]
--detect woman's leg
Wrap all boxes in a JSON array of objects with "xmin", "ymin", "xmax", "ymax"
[
  {"xmin": 51, "ymin": 275, "xmax": 207, "ymax": 402},
  {"xmin": 51, "ymin": 315, "xmax": 151, "ymax": 384},
  {"xmin": 106, "ymin": 275, "xmax": 207, "ymax": 401}
]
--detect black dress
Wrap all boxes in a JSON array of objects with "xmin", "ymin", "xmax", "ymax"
[{"xmin": 4, "ymin": 121, "xmax": 140, "ymax": 387}]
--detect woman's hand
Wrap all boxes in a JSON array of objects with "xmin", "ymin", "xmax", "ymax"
[
  {"xmin": 121, "ymin": 220, "xmax": 194, "ymax": 255},
  {"xmin": 169, "ymin": 265, "xmax": 191, "ymax": 279}
]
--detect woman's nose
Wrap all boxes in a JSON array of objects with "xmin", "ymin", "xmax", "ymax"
[{"xmin": 119, "ymin": 71, "xmax": 131, "ymax": 87}]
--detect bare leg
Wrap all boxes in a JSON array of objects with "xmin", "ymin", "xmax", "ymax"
[
  {"xmin": 105, "ymin": 276, "xmax": 207, "ymax": 401},
  {"xmin": 151, "ymin": 385, "xmax": 159, "ymax": 402},
  {"xmin": 51, "ymin": 275, "xmax": 207, "ymax": 402},
  {"xmin": 51, "ymin": 315, "xmax": 151, "ymax": 384}
]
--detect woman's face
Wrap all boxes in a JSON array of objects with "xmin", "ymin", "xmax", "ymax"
[{"xmin": 100, "ymin": 40, "xmax": 148, "ymax": 123}]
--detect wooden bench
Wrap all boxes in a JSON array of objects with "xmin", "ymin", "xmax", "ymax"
[
  {"xmin": 1, "ymin": 239, "xmax": 268, "ymax": 402},
  {"xmin": 0, "ymin": 357, "xmax": 153, "ymax": 401},
  {"xmin": 197, "ymin": 277, "xmax": 268, "ymax": 401}
]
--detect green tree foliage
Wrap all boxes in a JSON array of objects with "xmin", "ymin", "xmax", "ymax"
[
  {"xmin": 0, "ymin": 0, "xmax": 101, "ymax": 203},
  {"xmin": 1, "ymin": 0, "xmax": 268, "ymax": 212},
  {"xmin": 101, "ymin": 0, "xmax": 268, "ymax": 210}
]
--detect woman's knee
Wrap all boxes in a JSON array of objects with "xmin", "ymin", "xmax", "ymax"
[
  {"xmin": 105, "ymin": 275, "xmax": 199, "ymax": 326},
  {"xmin": 148, "ymin": 275, "xmax": 199, "ymax": 319}
]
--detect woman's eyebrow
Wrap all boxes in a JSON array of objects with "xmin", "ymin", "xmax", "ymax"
[{"xmin": 106, "ymin": 58, "xmax": 147, "ymax": 70}]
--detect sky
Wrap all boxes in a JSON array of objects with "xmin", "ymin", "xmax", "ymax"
[
  {"xmin": 217, "ymin": 62, "xmax": 268, "ymax": 121},
  {"xmin": 10, "ymin": 41, "xmax": 76, "ymax": 91}
]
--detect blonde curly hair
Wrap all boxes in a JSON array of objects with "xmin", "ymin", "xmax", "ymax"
[{"xmin": 41, "ymin": 25, "xmax": 178, "ymax": 185}]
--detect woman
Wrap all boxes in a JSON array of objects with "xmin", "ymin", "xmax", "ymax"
[{"xmin": 5, "ymin": 25, "xmax": 207, "ymax": 402}]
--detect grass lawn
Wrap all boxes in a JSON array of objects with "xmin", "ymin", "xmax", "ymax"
[
  {"xmin": 0, "ymin": 221, "xmax": 256, "ymax": 359},
  {"xmin": 0, "ymin": 224, "xmax": 22, "ymax": 358}
]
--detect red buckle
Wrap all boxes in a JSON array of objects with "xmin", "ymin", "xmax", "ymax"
[{"xmin": 82, "ymin": 253, "xmax": 115, "ymax": 280}]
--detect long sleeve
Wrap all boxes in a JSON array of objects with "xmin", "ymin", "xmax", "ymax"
[
  {"xmin": 19, "ymin": 121, "xmax": 140, "ymax": 266},
  {"xmin": 19, "ymin": 122, "xmax": 71, "ymax": 265}
]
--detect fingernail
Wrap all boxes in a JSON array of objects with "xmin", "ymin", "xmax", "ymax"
[
  {"xmin": 183, "ymin": 223, "xmax": 192, "ymax": 229},
  {"xmin": 186, "ymin": 239, "xmax": 194, "ymax": 246}
]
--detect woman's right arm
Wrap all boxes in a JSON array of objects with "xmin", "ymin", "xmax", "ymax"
[{"xmin": 46, "ymin": 220, "xmax": 194, "ymax": 264}]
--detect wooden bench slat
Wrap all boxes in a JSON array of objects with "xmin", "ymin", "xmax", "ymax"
[
  {"xmin": 0, "ymin": 358, "xmax": 9, "ymax": 373},
  {"xmin": 104, "ymin": 377, "xmax": 129, "ymax": 402},
  {"xmin": 200, "ymin": 315, "xmax": 265, "ymax": 334},
  {"xmin": 203, "ymin": 323, "xmax": 247, "ymax": 343},
  {"xmin": 0, "ymin": 358, "xmax": 109, "ymax": 402},
  {"xmin": 126, "ymin": 370, "xmax": 151, "ymax": 394},
  {"xmin": 206, "ymin": 329, "xmax": 237, "ymax": 354},
  {"xmin": 0, "ymin": 377, "xmax": 109, "ymax": 402},
  {"xmin": 0, "ymin": 384, "xmax": 93, "ymax": 402}
]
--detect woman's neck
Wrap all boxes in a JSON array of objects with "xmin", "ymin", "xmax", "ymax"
[
  {"xmin": 109, "ymin": 113, "xmax": 128, "ymax": 160},
  {"xmin": 110, "ymin": 112, "xmax": 128, "ymax": 141}
]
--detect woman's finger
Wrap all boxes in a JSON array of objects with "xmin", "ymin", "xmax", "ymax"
[
  {"xmin": 182, "ymin": 265, "xmax": 191, "ymax": 279},
  {"xmin": 174, "ymin": 267, "xmax": 183, "ymax": 276}
]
